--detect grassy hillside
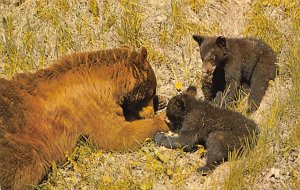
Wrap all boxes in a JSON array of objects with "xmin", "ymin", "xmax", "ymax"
[{"xmin": 0, "ymin": 0, "xmax": 299, "ymax": 189}]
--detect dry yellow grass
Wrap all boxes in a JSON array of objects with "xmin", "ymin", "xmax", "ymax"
[{"xmin": 0, "ymin": 0, "xmax": 299, "ymax": 189}]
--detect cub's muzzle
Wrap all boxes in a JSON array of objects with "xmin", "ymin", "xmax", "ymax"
[{"xmin": 202, "ymin": 61, "xmax": 216, "ymax": 75}]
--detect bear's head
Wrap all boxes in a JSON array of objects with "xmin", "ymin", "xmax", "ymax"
[
  {"xmin": 166, "ymin": 86, "xmax": 197, "ymax": 131},
  {"xmin": 192, "ymin": 35, "xmax": 228, "ymax": 75},
  {"xmin": 121, "ymin": 47, "xmax": 157, "ymax": 121},
  {"xmin": 129, "ymin": 46, "xmax": 156, "ymax": 101}
]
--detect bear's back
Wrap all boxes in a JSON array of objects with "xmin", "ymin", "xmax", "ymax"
[
  {"xmin": 227, "ymin": 37, "xmax": 276, "ymax": 61},
  {"xmin": 12, "ymin": 47, "xmax": 155, "ymax": 102},
  {"xmin": 182, "ymin": 100, "xmax": 257, "ymax": 137},
  {"xmin": 225, "ymin": 37, "xmax": 276, "ymax": 81},
  {"xmin": 0, "ymin": 79, "xmax": 27, "ymax": 136},
  {"xmin": 13, "ymin": 47, "xmax": 134, "ymax": 87}
]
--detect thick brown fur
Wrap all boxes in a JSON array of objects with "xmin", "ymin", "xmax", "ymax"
[
  {"xmin": 0, "ymin": 46, "xmax": 169, "ymax": 190},
  {"xmin": 193, "ymin": 35, "xmax": 277, "ymax": 112},
  {"xmin": 155, "ymin": 86, "xmax": 258, "ymax": 173}
]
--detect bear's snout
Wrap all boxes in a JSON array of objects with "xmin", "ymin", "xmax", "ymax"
[{"xmin": 202, "ymin": 61, "xmax": 216, "ymax": 75}]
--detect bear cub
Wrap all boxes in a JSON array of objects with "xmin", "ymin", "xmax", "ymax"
[
  {"xmin": 193, "ymin": 35, "xmax": 277, "ymax": 112},
  {"xmin": 155, "ymin": 86, "xmax": 258, "ymax": 173}
]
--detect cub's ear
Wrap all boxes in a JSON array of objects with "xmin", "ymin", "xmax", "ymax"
[
  {"xmin": 216, "ymin": 36, "xmax": 226, "ymax": 48},
  {"xmin": 192, "ymin": 34, "xmax": 204, "ymax": 45},
  {"xmin": 186, "ymin": 85, "xmax": 197, "ymax": 97}
]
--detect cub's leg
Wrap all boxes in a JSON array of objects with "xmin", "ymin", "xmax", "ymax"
[
  {"xmin": 201, "ymin": 73, "xmax": 213, "ymax": 100},
  {"xmin": 154, "ymin": 131, "xmax": 200, "ymax": 151},
  {"xmin": 197, "ymin": 131, "xmax": 241, "ymax": 174},
  {"xmin": 211, "ymin": 67, "xmax": 226, "ymax": 99},
  {"xmin": 248, "ymin": 67, "xmax": 273, "ymax": 113}
]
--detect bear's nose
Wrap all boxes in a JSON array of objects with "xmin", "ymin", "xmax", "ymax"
[
  {"xmin": 201, "ymin": 67, "xmax": 209, "ymax": 74},
  {"xmin": 202, "ymin": 61, "xmax": 216, "ymax": 75}
]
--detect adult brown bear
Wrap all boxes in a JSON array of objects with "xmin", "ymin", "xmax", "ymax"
[{"xmin": 0, "ymin": 46, "xmax": 169, "ymax": 190}]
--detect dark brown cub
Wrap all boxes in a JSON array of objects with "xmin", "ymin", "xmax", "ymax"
[
  {"xmin": 155, "ymin": 86, "xmax": 258, "ymax": 173},
  {"xmin": 193, "ymin": 35, "xmax": 277, "ymax": 112}
]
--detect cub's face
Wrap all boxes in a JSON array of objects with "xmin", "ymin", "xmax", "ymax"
[
  {"xmin": 166, "ymin": 95, "xmax": 186, "ymax": 131},
  {"xmin": 166, "ymin": 86, "xmax": 197, "ymax": 131},
  {"xmin": 193, "ymin": 35, "xmax": 228, "ymax": 75}
]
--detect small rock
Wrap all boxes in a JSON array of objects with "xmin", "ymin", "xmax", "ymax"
[
  {"xmin": 155, "ymin": 15, "xmax": 167, "ymax": 23},
  {"xmin": 266, "ymin": 167, "xmax": 281, "ymax": 180}
]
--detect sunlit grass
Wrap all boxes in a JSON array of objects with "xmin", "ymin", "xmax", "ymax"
[
  {"xmin": 117, "ymin": 0, "xmax": 144, "ymax": 47},
  {"xmin": 37, "ymin": 140, "xmax": 203, "ymax": 189},
  {"xmin": 0, "ymin": 0, "xmax": 299, "ymax": 189},
  {"xmin": 222, "ymin": 1, "xmax": 300, "ymax": 189}
]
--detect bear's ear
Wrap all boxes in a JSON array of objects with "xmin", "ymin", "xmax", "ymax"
[
  {"xmin": 186, "ymin": 85, "xmax": 197, "ymax": 97},
  {"xmin": 216, "ymin": 36, "xmax": 226, "ymax": 48},
  {"xmin": 136, "ymin": 47, "xmax": 148, "ymax": 70},
  {"xmin": 192, "ymin": 34, "xmax": 204, "ymax": 45},
  {"xmin": 129, "ymin": 50, "xmax": 139, "ymax": 63}
]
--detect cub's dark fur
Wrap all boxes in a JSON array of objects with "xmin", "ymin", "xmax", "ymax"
[
  {"xmin": 155, "ymin": 86, "xmax": 258, "ymax": 173},
  {"xmin": 193, "ymin": 35, "xmax": 277, "ymax": 112}
]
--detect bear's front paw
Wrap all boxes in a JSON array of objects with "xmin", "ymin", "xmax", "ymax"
[
  {"xmin": 213, "ymin": 91, "xmax": 223, "ymax": 104},
  {"xmin": 139, "ymin": 106, "xmax": 154, "ymax": 118},
  {"xmin": 154, "ymin": 132, "xmax": 167, "ymax": 145},
  {"xmin": 213, "ymin": 91, "xmax": 228, "ymax": 108}
]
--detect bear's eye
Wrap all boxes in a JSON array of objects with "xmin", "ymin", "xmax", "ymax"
[{"xmin": 175, "ymin": 101, "xmax": 181, "ymax": 108}]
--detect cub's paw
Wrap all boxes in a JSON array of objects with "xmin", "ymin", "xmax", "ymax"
[
  {"xmin": 139, "ymin": 106, "xmax": 154, "ymax": 118},
  {"xmin": 154, "ymin": 132, "xmax": 167, "ymax": 145},
  {"xmin": 213, "ymin": 91, "xmax": 225, "ymax": 108}
]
